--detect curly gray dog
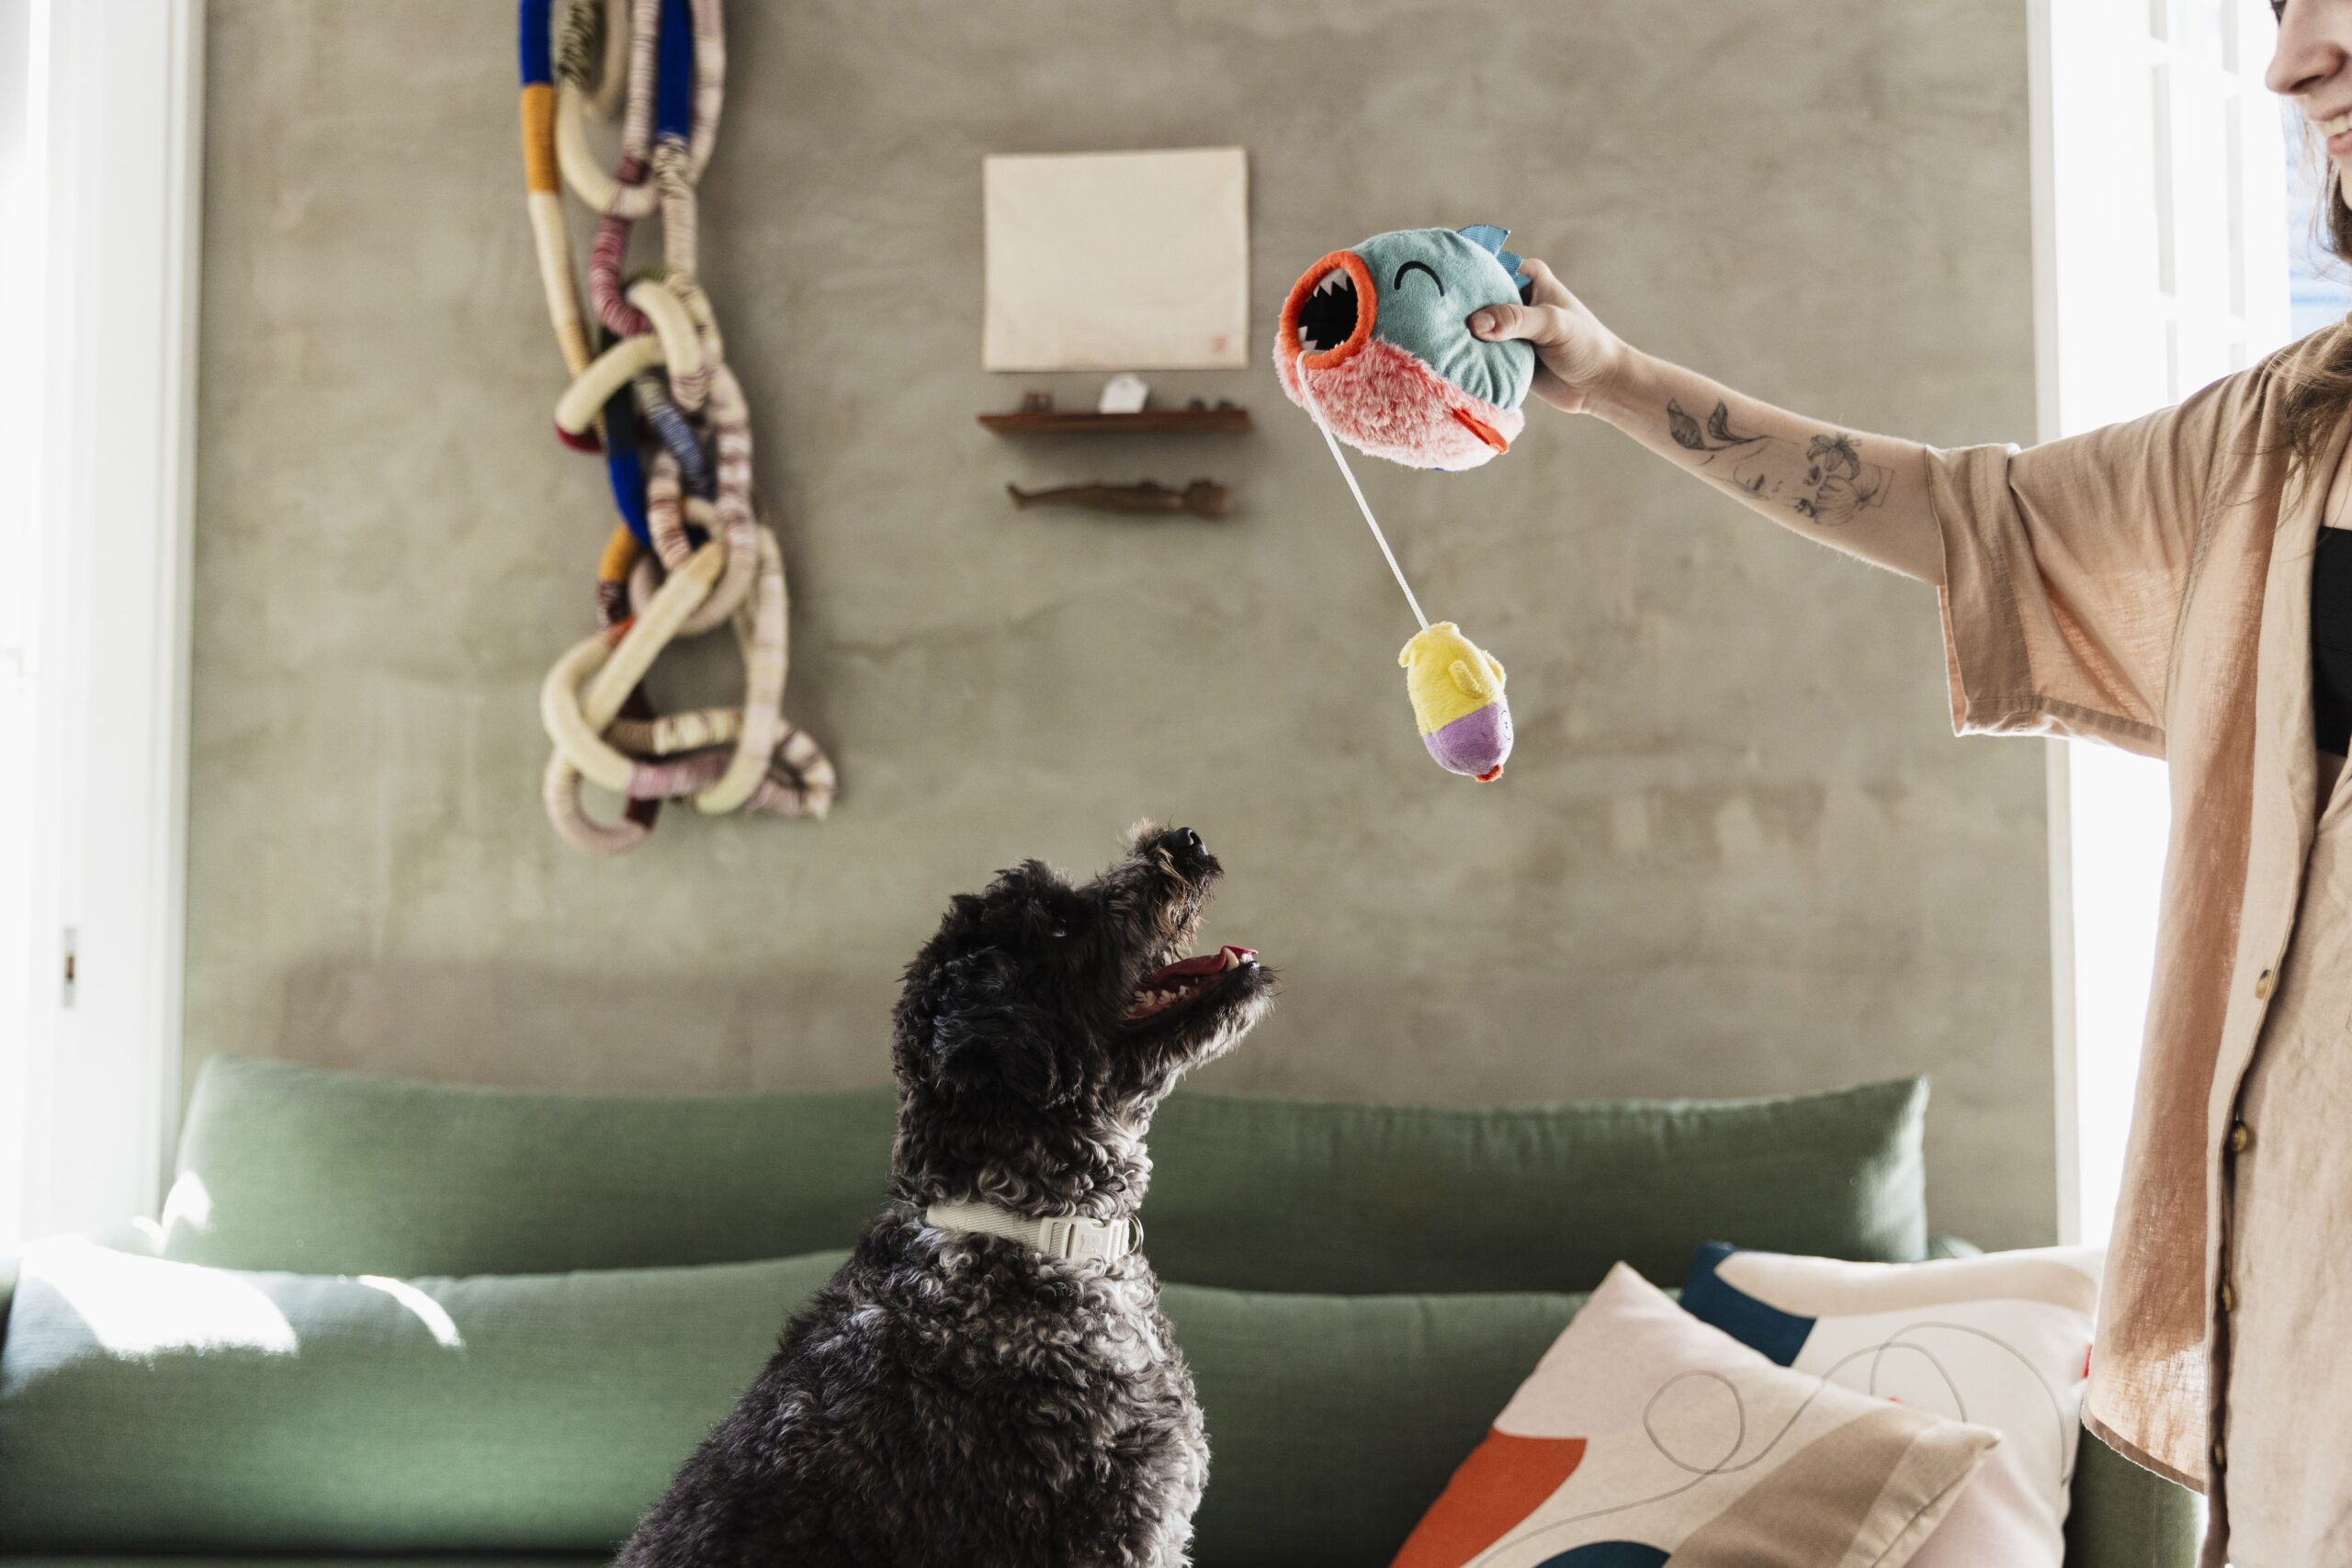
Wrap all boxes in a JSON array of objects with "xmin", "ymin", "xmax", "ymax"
[{"xmin": 617, "ymin": 824, "xmax": 1273, "ymax": 1568}]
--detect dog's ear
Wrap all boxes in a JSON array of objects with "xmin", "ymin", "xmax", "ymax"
[{"xmin": 923, "ymin": 953, "xmax": 1073, "ymax": 1109}]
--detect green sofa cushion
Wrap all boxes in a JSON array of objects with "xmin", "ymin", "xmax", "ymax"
[
  {"xmin": 0, "ymin": 1236, "xmax": 1572, "ymax": 1563},
  {"xmin": 0, "ymin": 1243, "xmax": 843, "ymax": 1553},
  {"xmin": 1148, "ymin": 1077, "xmax": 1928, "ymax": 1291},
  {"xmin": 166, "ymin": 1057, "xmax": 899, "ymax": 1279},
  {"xmin": 2065, "ymin": 1431, "xmax": 2203, "ymax": 1568},
  {"xmin": 0, "ymin": 1237, "xmax": 2191, "ymax": 1568},
  {"xmin": 166, "ymin": 1057, "xmax": 1928, "ymax": 1291},
  {"xmin": 1174, "ymin": 1283, "xmax": 1584, "ymax": 1566},
  {"xmin": 0, "ymin": 1561, "xmax": 604, "ymax": 1568}
]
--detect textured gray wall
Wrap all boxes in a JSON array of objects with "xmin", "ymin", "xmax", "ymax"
[{"xmin": 188, "ymin": 2, "xmax": 2056, "ymax": 1247}]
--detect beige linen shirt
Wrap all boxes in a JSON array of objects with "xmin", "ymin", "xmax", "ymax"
[{"xmin": 1924, "ymin": 326, "xmax": 2346, "ymax": 1497}]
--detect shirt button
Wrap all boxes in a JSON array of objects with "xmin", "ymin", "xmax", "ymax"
[
  {"xmin": 2220, "ymin": 1281, "xmax": 2237, "ymax": 1313},
  {"xmin": 2254, "ymin": 968, "xmax": 2275, "ymax": 1001},
  {"xmin": 2229, "ymin": 1122, "xmax": 2253, "ymax": 1155},
  {"xmin": 2213, "ymin": 1440, "xmax": 2228, "ymax": 1472}
]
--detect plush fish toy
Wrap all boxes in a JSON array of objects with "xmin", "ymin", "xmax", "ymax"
[
  {"xmin": 1275, "ymin": 225, "xmax": 1536, "ymax": 470},
  {"xmin": 1401, "ymin": 621, "xmax": 1512, "ymax": 782},
  {"xmin": 1277, "ymin": 226, "xmax": 1530, "ymax": 782}
]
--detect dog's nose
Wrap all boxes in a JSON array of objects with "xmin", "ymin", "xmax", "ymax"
[{"xmin": 1161, "ymin": 827, "xmax": 1213, "ymax": 864}]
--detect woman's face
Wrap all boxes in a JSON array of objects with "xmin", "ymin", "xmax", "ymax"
[{"xmin": 2273, "ymin": 0, "xmax": 2352, "ymax": 179}]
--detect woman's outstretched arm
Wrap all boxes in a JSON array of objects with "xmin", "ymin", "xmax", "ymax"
[{"xmin": 1473, "ymin": 259, "xmax": 1945, "ymax": 584}]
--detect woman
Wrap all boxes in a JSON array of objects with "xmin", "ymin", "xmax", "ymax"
[{"xmin": 1470, "ymin": 6, "xmax": 2352, "ymax": 1562}]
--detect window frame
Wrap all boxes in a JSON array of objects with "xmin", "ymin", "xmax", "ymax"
[{"xmin": 1, "ymin": 0, "xmax": 205, "ymax": 1247}]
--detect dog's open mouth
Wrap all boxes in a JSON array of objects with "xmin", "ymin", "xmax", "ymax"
[{"xmin": 1125, "ymin": 944, "xmax": 1258, "ymax": 1023}]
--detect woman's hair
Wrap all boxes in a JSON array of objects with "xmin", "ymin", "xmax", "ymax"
[
  {"xmin": 2281, "ymin": 151, "xmax": 2352, "ymax": 469},
  {"xmin": 2280, "ymin": 14, "xmax": 2352, "ymax": 469}
]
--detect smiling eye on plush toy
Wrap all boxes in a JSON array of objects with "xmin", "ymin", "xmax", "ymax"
[{"xmin": 1394, "ymin": 259, "xmax": 1442, "ymax": 294}]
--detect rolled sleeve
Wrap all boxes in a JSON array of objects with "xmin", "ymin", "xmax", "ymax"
[
  {"xmin": 1921, "ymin": 364, "xmax": 2271, "ymax": 761},
  {"xmin": 1928, "ymin": 440, "xmax": 2051, "ymax": 742}
]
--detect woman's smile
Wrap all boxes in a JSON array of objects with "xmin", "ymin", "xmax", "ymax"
[{"xmin": 2323, "ymin": 107, "xmax": 2352, "ymax": 158}]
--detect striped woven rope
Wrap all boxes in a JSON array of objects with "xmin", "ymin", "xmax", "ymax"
[{"xmin": 520, "ymin": 0, "xmax": 836, "ymax": 855}]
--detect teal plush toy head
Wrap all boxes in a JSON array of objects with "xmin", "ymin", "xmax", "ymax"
[{"xmin": 1275, "ymin": 225, "xmax": 1536, "ymax": 469}]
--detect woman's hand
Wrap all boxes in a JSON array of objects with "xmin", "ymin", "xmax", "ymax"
[{"xmin": 1467, "ymin": 258, "xmax": 1628, "ymax": 415}]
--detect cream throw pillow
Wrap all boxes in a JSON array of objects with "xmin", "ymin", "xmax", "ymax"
[
  {"xmin": 1391, "ymin": 1264, "xmax": 1997, "ymax": 1568},
  {"xmin": 1681, "ymin": 1243, "xmax": 2102, "ymax": 1567}
]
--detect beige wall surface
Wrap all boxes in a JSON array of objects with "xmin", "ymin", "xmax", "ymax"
[{"xmin": 189, "ymin": 2, "xmax": 2057, "ymax": 1247}]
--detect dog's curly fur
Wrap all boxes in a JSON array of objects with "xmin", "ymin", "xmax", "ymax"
[{"xmin": 617, "ymin": 824, "xmax": 1273, "ymax": 1568}]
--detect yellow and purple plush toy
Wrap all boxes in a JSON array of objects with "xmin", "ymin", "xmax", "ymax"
[
  {"xmin": 1277, "ymin": 226, "xmax": 1529, "ymax": 782},
  {"xmin": 1400, "ymin": 621, "xmax": 1512, "ymax": 783}
]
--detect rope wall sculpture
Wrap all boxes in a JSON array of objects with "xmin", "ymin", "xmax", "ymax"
[{"xmin": 518, "ymin": 0, "xmax": 836, "ymax": 856}]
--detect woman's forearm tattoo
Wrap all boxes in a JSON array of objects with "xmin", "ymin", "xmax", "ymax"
[{"xmin": 1665, "ymin": 398, "xmax": 1891, "ymax": 526}]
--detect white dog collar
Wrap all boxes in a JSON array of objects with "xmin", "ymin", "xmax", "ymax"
[{"xmin": 923, "ymin": 1200, "xmax": 1141, "ymax": 1264}]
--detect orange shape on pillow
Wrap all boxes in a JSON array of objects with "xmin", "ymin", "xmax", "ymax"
[{"xmin": 1390, "ymin": 1430, "xmax": 1588, "ymax": 1568}]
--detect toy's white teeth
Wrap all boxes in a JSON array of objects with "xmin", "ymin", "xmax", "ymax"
[{"xmin": 1294, "ymin": 266, "xmax": 1359, "ymax": 357}]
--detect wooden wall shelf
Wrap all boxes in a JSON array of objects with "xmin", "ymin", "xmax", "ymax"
[{"xmin": 978, "ymin": 407, "xmax": 1251, "ymax": 436}]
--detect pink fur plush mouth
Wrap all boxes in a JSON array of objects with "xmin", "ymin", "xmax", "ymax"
[{"xmin": 1277, "ymin": 336, "xmax": 1525, "ymax": 470}]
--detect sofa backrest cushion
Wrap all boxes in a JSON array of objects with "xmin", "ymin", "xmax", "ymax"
[
  {"xmin": 165, "ymin": 1056, "xmax": 1929, "ymax": 1291},
  {"xmin": 166, "ymin": 1056, "xmax": 898, "ymax": 1278},
  {"xmin": 1147, "ymin": 1079, "xmax": 1928, "ymax": 1291}
]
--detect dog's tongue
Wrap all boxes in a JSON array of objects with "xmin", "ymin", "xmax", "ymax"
[{"xmin": 1144, "ymin": 945, "xmax": 1255, "ymax": 986}]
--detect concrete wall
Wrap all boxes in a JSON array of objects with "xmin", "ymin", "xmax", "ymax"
[{"xmin": 188, "ymin": 1, "xmax": 2056, "ymax": 1247}]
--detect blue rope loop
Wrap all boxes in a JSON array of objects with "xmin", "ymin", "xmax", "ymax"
[
  {"xmin": 655, "ymin": 0, "xmax": 695, "ymax": 143},
  {"xmin": 602, "ymin": 386, "xmax": 653, "ymax": 546},
  {"xmin": 634, "ymin": 374, "xmax": 717, "ymax": 500},
  {"xmin": 517, "ymin": 0, "xmax": 554, "ymax": 86}
]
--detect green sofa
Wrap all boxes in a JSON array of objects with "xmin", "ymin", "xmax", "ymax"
[{"xmin": 0, "ymin": 1056, "xmax": 2195, "ymax": 1566}]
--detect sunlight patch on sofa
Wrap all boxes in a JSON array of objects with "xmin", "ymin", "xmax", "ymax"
[
  {"xmin": 356, "ymin": 1274, "xmax": 464, "ymax": 1349},
  {"xmin": 158, "ymin": 1170, "xmax": 213, "ymax": 1238},
  {"xmin": 31, "ymin": 1237, "xmax": 299, "ymax": 1359}
]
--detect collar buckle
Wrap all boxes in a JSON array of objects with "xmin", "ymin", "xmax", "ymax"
[
  {"xmin": 1046, "ymin": 1215, "xmax": 1131, "ymax": 1263},
  {"xmin": 923, "ymin": 1200, "xmax": 1139, "ymax": 1264}
]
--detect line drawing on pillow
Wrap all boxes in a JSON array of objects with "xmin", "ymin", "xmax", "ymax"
[
  {"xmin": 1839, "ymin": 1319, "xmax": 2076, "ymax": 1484},
  {"xmin": 1469, "ymin": 1371, "xmax": 1843, "ymax": 1563},
  {"xmin": 1468, "ymin": 1319, "xmax": 2069, "ymax": 1566}
]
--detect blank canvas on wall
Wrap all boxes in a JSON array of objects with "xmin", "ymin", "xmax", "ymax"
[{"xmin": 983, "ymin": 148, "xmax": 1249, "ymax": 371}]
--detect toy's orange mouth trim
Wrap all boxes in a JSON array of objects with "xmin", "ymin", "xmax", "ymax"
[{"xmin": 1281, "ymin": 250, "xmax": 1375, "ymax": 371}]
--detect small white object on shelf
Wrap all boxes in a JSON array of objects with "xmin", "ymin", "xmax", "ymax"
[{"xmin": 1098, "ymin": 374, "xmax": 1150, "ymax": 414}]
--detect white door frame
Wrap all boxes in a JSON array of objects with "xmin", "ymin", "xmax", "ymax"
[
  {"xmin": 2, "ymin": 0, "xmax": 205, "ymax": 1245},
  {"xmin": 2029, "ymin": 0, "xmax": 2290, "ymax": 1247}
]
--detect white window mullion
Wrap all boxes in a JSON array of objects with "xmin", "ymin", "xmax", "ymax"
[
  {"xmin": 2037, "ymin": 0, "xmax": 2290, "ymax": 1249},
  {"xmin": 2, "ymin": 0, "xmax": 203, "ymax": 1247}
]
